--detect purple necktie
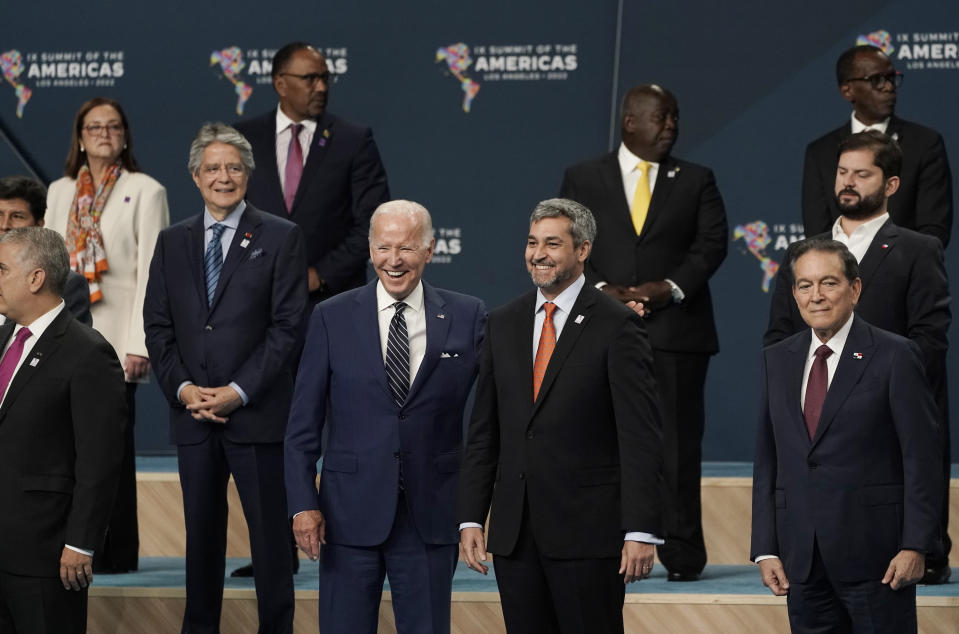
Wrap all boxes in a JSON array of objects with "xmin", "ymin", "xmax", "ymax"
[
  {"xmin": 284, "ymin": 123, "xmax": 304, "ymax": 213},
  {"xmin": 0, "ymin": 327, "xmax": 32, "ymax": 400},
  {"xmin": 803, "ymin": 344, "xmax": 833, "ymax": 439}
]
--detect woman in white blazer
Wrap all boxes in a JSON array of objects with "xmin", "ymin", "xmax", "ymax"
[{"xmin": 46, "ymin": 97, "xmax": 169, "ymax": 573}]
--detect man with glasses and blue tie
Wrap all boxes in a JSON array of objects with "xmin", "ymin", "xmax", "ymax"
[
  {"xmin": 802, "ymin": 44, "xmax": 953, "ymax": 249},
  {"xmin": 144, "ymin": 123, "xmax": 308, "ymax": 633}
]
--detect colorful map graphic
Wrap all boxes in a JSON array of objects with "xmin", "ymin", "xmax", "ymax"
[
  {"xmin": 436, "ymin": 43, "xmax": 480, "ymax": 113},
  {"xmin": 210, "ymin": 47, "xmax": 252, "ymax": 115},
  {"xmin": 1, "ymin": 50, "xmax": 32, "ymax": 118},
  {"xmin": 734, "ymin": 221, "xmax": 780, "ymax": 293},
  {"xmin": 856, "ymin": 30, "xmax": 895, "ymax": 56}
]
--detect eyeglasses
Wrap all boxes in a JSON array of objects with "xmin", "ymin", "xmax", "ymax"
[
  {"xmin": 83, "ymin": 123, "xmax": 125, "ymax": 136},
  {"xmin": 278, "ymin": 71, "xmax": 336, "ymax": 86},
  {"xmin": 845, "ymin": 71, "xmax": 903, "ymax": 90}
]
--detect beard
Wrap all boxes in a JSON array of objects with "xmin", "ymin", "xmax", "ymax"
[
  {"xmin": 528, "ymin": 262, "xmax": 573, "ymax": 290},
  {"xmin": 835, "ymin": 186, "xmax": 886, "ymax": 220}
]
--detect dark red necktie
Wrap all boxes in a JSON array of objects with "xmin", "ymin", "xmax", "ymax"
[
  {"xmin": 0, "ymin": 327, "xmax": 32, "ymax": 400},
  {"xmin": 283, "ymin": 123, "xmax": 303, "ymax": 213},
  {"xmin": 803, "ymin": 344, "xmax": 833, "ymax": 439}
]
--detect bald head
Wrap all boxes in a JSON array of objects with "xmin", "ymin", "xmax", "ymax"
[{"xmin": 620, "ymin": 84, "xmax": 679, "ymax": 162}]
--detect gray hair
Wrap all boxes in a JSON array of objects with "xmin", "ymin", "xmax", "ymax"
[
  {"xmin": 368, "ymin": 200, "xmax": 434, "ymax": 248},
  {"xmin": 790, "ymin": 237, "xmax": 861, "ymax": 284},
  {"xmin": 529, "ymin": 198, "xmax": 596, "ymax": 247},
  {"xmin": 187, "ymin": 122, "xmax": 255, "ymax": 175},
  {"xmin": 0, "ymin": 227, "xmax": 70, "ymax": 296}
]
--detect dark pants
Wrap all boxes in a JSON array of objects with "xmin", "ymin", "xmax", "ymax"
[
  {"xmin": 177, "ymin": 434, "xmax": 294, "ymax": 634},
  {"xmin": 0, "ymin": 570, "xmax": 87, "ymax": 634},
  {"xmin": 787, "ymin": 541, "xmax": 917, "ymax": 634},
  {"xmin": 93, "ymin": 382, "xmax": 139, "ymax": 572},
  {"xmin": 493, "ymin": 505, "xmax": 625, "ymax": 634},
  {"xmin": 318, "ymin": 493, "xmax": 457, "ymax": 634},
  {"xmin": 652, "ymin": 350, "xmax": 709, "ymax": 574}
]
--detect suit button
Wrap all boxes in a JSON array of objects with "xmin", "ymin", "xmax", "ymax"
[
  {"xmin": 808, "ymin": 461, "xmax": 818, "ymax": 470},
  {"xmin": 393, "ymin": 452, "xmax": 400, "ymax": 460},
  {"xmin": 204, "ymin": 325, "xmax": 213, "ymax": 331},
  {"xmin": 399, "ymin": 414, "xmax": 408, "ymax": 421},
  {"xmin": 527, "ymin": 431, "xmax": 534, "ymax": 439},
  {"xmin": 519, "ymin": 472, "xmax": 525, "ymax": 480}
]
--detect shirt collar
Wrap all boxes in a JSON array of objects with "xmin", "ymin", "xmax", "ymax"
[
  {"xmin": 204, "ymin": 200, "xmax": 246, "ymax": 232},
  {"xmin": 618, "ymin": 142, "xmax": 659, "ymax": 176},
  {"xmin": 13, "ymin": 300, "xmax": 65, "ymax": 337},
  {"xmin": 850, "ymin": 112, "xmax": 890, "ymax": 134},
  {"xmin": 535, "ymin": 274, "xmax": 586, "ymax": 316},
  {"xmin": 376, "ymin": 279, "xmax": 425, "ymax": 313},
  {"xmin": 832, "ymin": 211, "xmax": 889, "ymax": 240},
  {"xmin": 808, "ymin": 311, "xmax": 855, "ymax": 357},
  {"xmin": 275, "ymin": 106, "xmax": 318, "ymax": 136}
]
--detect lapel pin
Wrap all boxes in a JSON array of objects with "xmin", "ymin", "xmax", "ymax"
[
  {"xmin": 319, "ymin": 138, "xmax": 327, "ymax": 147},
  {"xmin": 124, "ymin": 196, "xmax": 131, "ymax": 203},
  {"xmin": 437, "ymin": 314, "xmax": 445, "ymax": 319},
  {"xmin": 29, "ymin": 357, "xmax": 39, "ymax": 367},
  {"xmin": 852, "ymin": 352, "xmax": 863, "ymax": 359},
  {"xmin": 323, "ymin": 129, "xmax": 330, "ymax": 138},
  {"xmin": 881, "ymin": 243, "xmax": 888, "ymax": 249},
  {"xmin": 891, "ymin": 132, "xmax": 899, "ymax": 141},
  {"xmin": 574, "ymin": 314, "xmax": 584, "ymax": 324},
  {"xmin": 240, "ymin": 239, "xmax": 250, "ymax": 248}
]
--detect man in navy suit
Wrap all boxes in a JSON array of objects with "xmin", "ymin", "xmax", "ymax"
[
  {"xmin": 144, "ymin": 123, "xmax": 308, "ymax": 633},
  {"xmin": 236, "ymin": 41, "xmax": 390, "ymax": 305},
  {"xmin": 751, "ymin": 238, "xmax": 941, "ymax": 633},
  {"xmin": 285, "ymin": 200, "xmax": 485, "ymax": 633}
]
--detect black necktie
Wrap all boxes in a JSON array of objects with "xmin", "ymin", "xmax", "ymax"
[{"xmin": 385, "ymin": 302, "xmax": 410, "ymax": 407}]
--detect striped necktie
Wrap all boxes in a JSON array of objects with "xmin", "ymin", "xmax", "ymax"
[
  {"xmin": 204, "ymin": 223, "xmax": 227, "ymax": 306},
  {"xmin": 385, "ymin": 302, "xmax": 410, "ymax": 406}
]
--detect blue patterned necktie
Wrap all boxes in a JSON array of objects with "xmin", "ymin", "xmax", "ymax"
[
  {"xmin": 385, "ymin": 302, "xmax": 410, "ymax": 407},
  {"xmin": 204, "ymin": 223, "xmax": 227, "ymax": 306}
]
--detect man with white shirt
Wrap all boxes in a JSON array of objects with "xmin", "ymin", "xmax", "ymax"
[
  {"xmin": 458, "ymin": 199, "xmax": 664, "ymax": 633},
  {"xmin": 559, "ymin": 84, "xmax": 727, "ymax": 581},
  {"xmin": 801, "ymin": 44, "xmax": 953, "ymax": 246},
  {"xmin": 285, "ymin": 200, "xmax": 485, "ymax": 633},
  {"xmin": 0, "ymin": 227, "xmax": 126, "ymax": 633},
  {"xmin": 766, "ymin": 130, "xmax": 952, "ymax": 584},
  {"xmin": 752, "ymin": 238, "xmax": 941, "ymax": 633}
]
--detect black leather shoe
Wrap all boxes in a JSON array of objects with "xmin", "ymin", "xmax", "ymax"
[
  {"xmin": 230, "ymin": 562, "xmax": 254, "ymax": 578},
  {"xmin": 920, "ymin": 564, "xmax": 951, "ymax": 585},
  {"xmin": 667, "ymin": 571, "xmax": 700, "ymax": 582}
]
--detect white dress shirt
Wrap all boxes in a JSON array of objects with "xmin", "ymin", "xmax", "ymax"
[
  {"xmin": 275, "ymin": 107, "xmax": 316, "ymax": 193},
  {"xmin": 850, "ymin": 112, "xmax": 890, "ymax": 135},
  {"xmin": 831, "ymin": 212, "xmax": 889, "ymax": 263},
  {"xmin": 376, "ymin": 280, "xmax": 427, "ymax": 384}
]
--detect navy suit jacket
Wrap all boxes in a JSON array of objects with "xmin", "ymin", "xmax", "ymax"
[
  {"xmin": 64, "ymin": 271, "xmax": 92, "ymax": 326},
  {"xmin": 801, "ymin": 116, "xmax": 953, "ymax": 246},
  {"xmin": 235, "ymin": 110, "xmax": 390, "ymax": 298},
  {"xmin": 751, "ymin": 317, "xmax": 941, "ymax": 583},
  {"xmin": 285, "ymin": 280, "xmax": 486, "ymax": 546},
  {"xmin": 143, "ymin": 203, "xmax": 308, "ymax": 445},
  {"xmin": 559, "ymin": 152, "xmax": 728, "ymax": 354}
]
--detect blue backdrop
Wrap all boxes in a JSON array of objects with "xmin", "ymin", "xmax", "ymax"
[{"xmin": 1, "ymin": 0, "xmax": 956, "ymax": 460}]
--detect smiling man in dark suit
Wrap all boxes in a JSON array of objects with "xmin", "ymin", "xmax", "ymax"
[
  {"xmin": 144, "ymin": 123, "xmax": 308, "ymax": 633},
  {"xmin": 0, "ymin": 227, "xmax": 126, "ymax": 633},
  {"xmin": 559, "ymin": 84, "xmax": 727, "ymax": 581},
  {"xmin": 801, "ymin": 45, "xmax": 953, "ymax": 246},
  {"xmin": 752, "ymin": 238, "xmax": 941, "ymax": 633},
  {"xmin": 458, "ymin": 198, "xmax": 664, "ymax": 633}
]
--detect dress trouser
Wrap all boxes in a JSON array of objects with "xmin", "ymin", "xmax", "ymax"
[{"xmin": 0, "ymin": 571, "xmax": 87, "ymax": 634}]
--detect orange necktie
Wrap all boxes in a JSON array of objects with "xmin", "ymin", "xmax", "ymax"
[{"xmin": 533, "ymin": 302, "xmax": 557, "ymax": 400}]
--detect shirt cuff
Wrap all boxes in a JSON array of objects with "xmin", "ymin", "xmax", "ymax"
[
  {"xmin": 624, "ymin": 531, "xmax": 664, "ymax": 544},
  {"xmin": 664, "ymin": 278, "xmax": 685, "ymax": 303},
  {"xmin": 754, "ymin": 555, "xmax": 779, "ymax": 563},
  {"xmin": 459, "ymin": 522, "xmax": 484, "ymax": 531},
  {"xmin": 176, "ymin": 381, "xmax": 194, "ymax": 403},
  {"xmin": 65, "ymin": 544, "xmax": 94, "ymax": 557},
  {"xmin": 229, "ymin": 381, "xmax": 249, "ymax": 406}
]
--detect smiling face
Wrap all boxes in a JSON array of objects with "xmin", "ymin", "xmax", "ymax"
[
  {"xmin": 792, "ymin": 249, "xmax": 861, "ymax": 342},
  {"xmin": 526, "ymin": 216, "xmax": 590, "ymax": 299},
  {"xmin": 192, "ymin": 142, "xmax": 248, "ymax": 219},
  {"xmin": 80, "ymin": 104, "xmax": 126, "ymax": 164},
  {"xmin": 369, "ymin": 211, "xmax": 434, "ymax": 300},
  {"xmin": 0, "ymin": 240, "xmax": 41, "ymax": 324}
]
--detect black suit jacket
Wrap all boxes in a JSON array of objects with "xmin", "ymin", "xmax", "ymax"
[
  {"xmin": 64, "ymin": 270, "xmax": 92, "ymax": 326},
  {"xmin": 751, "ymin": 317, "xmax": 941, "ymax": 582},
  {"xmin": 801, "ymin": 116, "xmax": 953, "ymax": 246},
  {"xmin": 560, "ymin": 152, "xmax": 728, "ymax": 354},
  {"xmin": 0, "ymin": 309, "xmax": 126, "ymax": 577},
  {"xmin": 235, "ymin": 109, "xmax": 390, "ymax": 298},
  {"xmin": 764, "ymin": 220, "xmax": 950, "ymax": 403},
  {"xmin": 143, "ymin": 203, "xmax": 308, "ymax": 445},
  {"xmin": 457, "ymin": 285, "xmax": 663, "ymax": 559}
]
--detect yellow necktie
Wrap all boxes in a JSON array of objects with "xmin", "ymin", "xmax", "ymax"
[{"xmin": 630, "ymin": 161, "xmax": 651, "ymax": 235}]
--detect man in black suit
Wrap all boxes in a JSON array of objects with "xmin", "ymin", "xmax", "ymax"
[
  {"xmin": 559, "ymin": 84, "xmax": 727, "ymax": 581},
  {"xmin": 458, "ymin": 198, "xmax": 663, "ymax": 633},
  {"xmin": 0, "ymin": 227, "xmax": 126, "ymax": 633},
  {"xmin": 753, "ymin": 238, "xmax": 941, "ymax": 632},
  {"xmin": 0, "ymin": 176, "xmax": 90, "ymax": 325},
  {"xmin": 801, "ymin": 44, "xmax": 953, "ymax": 246},
  {"xmin": 144, "ymin": 123, "xmax": 308, "ymax": 632},
  {"xmin": 766, "ymin": 131, "xmax": 952, "ymax": 584},
  {"xmin": 236, "ymin": 41, "xmax": 390, "ymax": 305}
]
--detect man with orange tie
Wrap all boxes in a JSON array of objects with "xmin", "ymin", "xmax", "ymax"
[
  {"xmin": 559, "ymin": 84, "xmax": 727, "ymax": 581},
  {"xmin": 458, "ymin": 198, "xmax": 664, "ymax": 633}
]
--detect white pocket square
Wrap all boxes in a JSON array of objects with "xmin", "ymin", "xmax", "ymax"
[{"xmin": 440, "ymin": 352, "xmax": 459, "ymax": 358}]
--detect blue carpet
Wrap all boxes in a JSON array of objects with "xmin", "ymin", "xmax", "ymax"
[{"xmin": 93, "ymin": 558, "xmax": 957, "ymax": 597}]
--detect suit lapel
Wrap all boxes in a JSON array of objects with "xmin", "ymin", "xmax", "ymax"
[
  {"xmin": 0, "ymin": 311, "xmax": 70, "ymax": 423},
  {"xmin": 531, "ymin": 287, "xmax": 595, "ymax": 418},
  {"xmin": 186, "ymin": 215, "xmax": 208, "ymax": 309},
  {"xmin": 261, "ymin": 109, "xmax": 287, "ymax": 215},
  {"xmin": 354, "ymin": 282, "xmax": 392, "ymax": 402},
  {"xmin": 509, "ymin": 293, "xmax": 537, "ymax": 413},
  {"xmin": 886, "ymin": 116, "xmax": 904, "ymax": 143},
  {"xmin": 209, "ymin": 205, "xmax": 264, "ymax": 312},
  {"xmin": 599, "ymin": 154, "xmax": 635, "ymax": 237},
  {"xmin": 786, "ymin": 331, "xmax": 811, "ymax": 445},
  {"xmin": 857, "ymin": 220, "xmax": 897, "ymax": 291},
  {"xmin": 811, "ymin": 318, "xmax": 875, "ymax": 448},
  {"xmin": 406, "ymin": 283, "xmax": 449, "ymax": 404},
  {"xmin": 640, "ymin": 157, "xmax": 679, "ymax": 239},
  {"xmin": 292, "ymin": 114, "xmax": 333, "ymax": 215}
]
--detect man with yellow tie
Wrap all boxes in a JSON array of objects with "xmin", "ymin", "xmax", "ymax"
[{"xmin": 559, "ymin": 83, "xmax": 728, "ymax": 582}]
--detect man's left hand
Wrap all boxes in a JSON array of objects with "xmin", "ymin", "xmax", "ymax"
[
  {"xmin": 307, "ymin": 266, "xmax": 323, "ymax": 293},
  {"xmin": 620, "ymin": 541, "xmax": 655, "ymax": 583},
  {"xmin": 882, "ymin": 549, "xmax": 925, "ymax": 590},
  {"xmin": 60, "ymin": 548, "xmax": 93, "ymax": 591},
  {"xmin": 187, "ymin": 385, "xmax": 243, "ymax": 421},
  {"xmin": 124, "ymin": 354, "xmax": 151, "ymax": 381},
  {"xmin": 630, "ymin": 281, "xmax": 673, "ymax": 309}
]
